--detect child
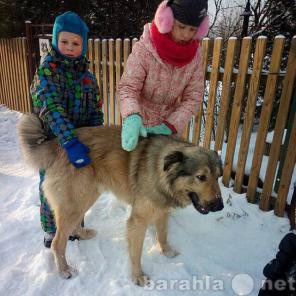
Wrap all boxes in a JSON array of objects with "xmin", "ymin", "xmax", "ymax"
[
  {"xmin": 30, "ymin": 11, "xmax": 104, "ymax": 247},
  {"xmin": 258, "ymin": 232, "xmax": 296, "ymax": 296},
  {"xmin": 117, "ymin": 0, "xmax": 209, "ymax": 151}
]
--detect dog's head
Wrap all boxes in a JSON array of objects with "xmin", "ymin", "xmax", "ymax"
[{"xmin": 163, "ymin": 147, "xmax": 223, "ymax": 214}]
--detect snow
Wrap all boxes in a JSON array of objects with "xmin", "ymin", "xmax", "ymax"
[{"xmin": 0, "ymin": 105, "xmax": 293, "ymax": 296}]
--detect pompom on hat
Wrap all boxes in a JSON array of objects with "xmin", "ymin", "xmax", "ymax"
[
  {"xmin": 154, "ymin": 0, "xmax": 209, "ymax": 40},
  {"xmin": 51, "ymin": 11, "xmax": 89, "ymax": 57}
]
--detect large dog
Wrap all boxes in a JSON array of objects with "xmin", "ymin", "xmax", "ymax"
[{"xmin": 18, "ymin": 114, "xmax": 224, "ymax": 286}]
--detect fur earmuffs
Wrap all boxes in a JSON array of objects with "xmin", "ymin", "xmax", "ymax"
[{"xmin": 154, "ymin": 0, "xmax": 209, "ymax": 40}]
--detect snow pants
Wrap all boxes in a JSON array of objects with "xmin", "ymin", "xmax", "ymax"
[{"xmin": 39, "ymin": 170, "xmax": 56, "ymax": 234}]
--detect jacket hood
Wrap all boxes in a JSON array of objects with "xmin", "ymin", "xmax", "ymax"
[{"xmin": 51, "ymin": 11, "xmax": 89, "ymax": 57}]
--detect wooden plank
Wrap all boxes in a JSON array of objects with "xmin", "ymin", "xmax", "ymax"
[
  {"xmin": 214, "ymin": 37, "xmax": 237, "ymax": 151},
  {"xmin": 115, "ymin": 38, "xmax": 122, "ymax": 125},
  {"xmin": 2, "ymin": 39, "xmax": 12, "ymax": 109},
  {"xmin": 21, "ymin": 38, "xmax": 31, "ymax": 112},
  {"xmin": 192, "ymin": 106, "xmax": 203, "ymax": 145},
  {"xmin": 247, "ymin": 36, "xmax": 285, "ymax": 203},
  {"xmin": 108, "ymin": 39, "xmax": 115, "ymax": 125},
  {"xmin": 132, "ymin": 38, "xmax": 138, "ymax": 48},
  {"xmin": 9, "ymin": 39, "xmax": 16, "ymax": 110},
  {"xmin": 234, "ymin": 36, "xmax": 267, "ymax": 193},
  {"xmin": 11, "ymin": 38, "xmax": 21, "ymax": 111},
  {"xmin": 192, "ymin": 38, "xmax": 210, "ymax": 145},
  {"xmin": 88, "ymin": 39, "xmax": 94, "ymax": 74},
  {"xmin": 203, "ymin": 37, "xmax": 222, "ymax": 149},
  {"xmin": 274, "ymin": 114, "xmax": 296, "ymax": 216},
  {"xmin": 0, "ymin": 40, "xmax": 4, "ymax": 104},
  {"xmin": 94, "ymin": 39, "xmax": 102, "ymax": 94},
  {"xmin": 15, "ymin": 38, "xmax": 26, "ymax": 113},
  {"xmin": 182, "ymin": 121, "xmax": 190, "ymax": 141},
  {"xmin": 259, "ymin": 36, "xmax": 296, "ymax": 211},
  {"xmin": 0, "ymin": 39, "xmax": 9, "ymax": 106},
  {"xmin": 222, "ymin": 37, "xmax": 252, "ymax": 187},
  {"xmin": 102, "ymin": 39, "xmax": 109, "ymax": 126},
  {"xmin": 6, "ymin": 38, "xmax": 14, "ymax": 110},
  {"xmin": 10, "ymin": 38, "xmax": 18, "ymax": 110},
  {"xmin": 123, "ymin": 39, "xmax": 131, "ymax": 70}
]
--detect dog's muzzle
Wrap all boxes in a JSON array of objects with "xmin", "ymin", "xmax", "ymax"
[
  {"xmin": 188, "ymin": 192, "xmax": 224, "ymax": 215},
  {"xmin": 209, "ymin": 194, "xmax": 224, "ymax": 212},
  {"xmin": 188, "ymin": 192, "xmax": 209, "ymax": 215}
]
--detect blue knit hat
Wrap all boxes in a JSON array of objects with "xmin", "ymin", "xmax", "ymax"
[{"xmin": 52, "ymin": 11, "xmax": 89, "ymax": 57}]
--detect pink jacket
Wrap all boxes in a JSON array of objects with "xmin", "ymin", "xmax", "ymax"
[{"xmin": 118, "ymin": 23, "xmax": 204, "ymax": 136}]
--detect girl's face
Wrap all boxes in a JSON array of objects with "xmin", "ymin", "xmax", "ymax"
[
  {"xmin": 171, "ymin": 20, "xmax": 198, "ymax": 44},
  {"xmin": 58, "ymin": 31, "xmax": 83, "ymax": 58}
]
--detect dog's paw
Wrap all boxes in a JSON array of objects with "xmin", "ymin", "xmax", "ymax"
[
  {"xmin": 59, "ymin": 266, "xmax": 78, "ymax": 279},
  {"xmin": 77, "ymin": 228, "xmax": 97, "ymax": 240},
  {"xmin": 162, "ymin": 246, "xmax": 180, "ymax": 258},
  {"xmin": 132, "ymin": 272, "xmax": 150, "ymax": 287}
]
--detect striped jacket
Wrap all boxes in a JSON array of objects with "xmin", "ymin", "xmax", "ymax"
[{"xmin": 30, "ymin": 49, "xmax": 103, "ymax": 144}]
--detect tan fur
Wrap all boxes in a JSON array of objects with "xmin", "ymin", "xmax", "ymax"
[{"xmin": 17, "ymin": 114, "xmax": 224, "ymax": 286}]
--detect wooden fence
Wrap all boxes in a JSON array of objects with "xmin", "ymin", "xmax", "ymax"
[
  {"xmin": 0, "ymin": 38, "xmax": 31, "ymax": 112},
  {"xmin": 0, "ymin": 35, "xmax": 295, "ymax": 217}
]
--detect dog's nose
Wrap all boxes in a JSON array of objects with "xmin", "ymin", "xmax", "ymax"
[
  {"xmin": 215, "ymin": 198, "xmax": 224, "ymax": 211},
  {"xmin": 210, "ymin": 197, "xmax": 224, "ymax": 212}
]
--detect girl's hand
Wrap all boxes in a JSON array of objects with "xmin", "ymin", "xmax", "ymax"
[{"xmin": 121, "ymin": 114, "xmax": 147, "ymax": 151}]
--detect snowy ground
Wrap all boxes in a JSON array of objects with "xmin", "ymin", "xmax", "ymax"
[{"xmin": 0, "ymin": 105, "xmax": 292, "ymax": 296}]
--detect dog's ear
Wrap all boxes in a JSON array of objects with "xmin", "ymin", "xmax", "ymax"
[{"xmin": 164, "ymin": 151, "xmax": 184, "ymax": 171}]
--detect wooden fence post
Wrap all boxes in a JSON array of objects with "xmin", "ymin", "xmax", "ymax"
[
  {"xmin": 214, "ymin": 37, "xmax": 237, "ymax": 152},
  {"xmin": 192, "ymin": 38, "xmax": 210, "ymax": 145},
  {"xmin": 274, "ymin": 112, "xmax": 296, "ymax": 216},
  {"xmin": 25, "ymin": 21, "xmax": 35, "ymax": 83},
  {"xmin": 115, "ymin": 38, "xmax": 122, "ymax": 125},
  {"xmin": 234, "ymin": 36, "xmax": 267, "ymax": 193},
  {"xmin": 259, "ymin": 36, "xmax": 296, "ymax": 211},
  {"xmin": 246, "ymin": 36, "xmax": 285, "ymax": 203},
  {"xmin": 102, "ymin": 39, "xmax": 108, "ymax": 126},
  {"xmin": 222, "ymin": 37, "xmax": 252, "ymax": 187},
  {"xmin": 203, "ymin": 37, "xmax": 223, "ymax": 149}
]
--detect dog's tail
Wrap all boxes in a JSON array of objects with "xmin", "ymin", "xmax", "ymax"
[{"xmin": 17, "ymin": 114, "xmax": 58, "ymax": 170}]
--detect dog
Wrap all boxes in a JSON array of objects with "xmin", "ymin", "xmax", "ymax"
[{"xmin": 17, "ymin": 114, "xmax": 224, "ymax": 286}]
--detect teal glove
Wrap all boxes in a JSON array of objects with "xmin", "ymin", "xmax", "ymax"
[
  {"xmin": 146, "ymin": 123, "xmax": 173, "ymax": 135},
  {"xmin": 121, "ymin": 114, "xmax": 147, "ymax": 151}
]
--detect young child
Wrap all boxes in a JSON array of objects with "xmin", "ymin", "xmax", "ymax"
[
  {"xmin": 117, "ymin": 0, "xmax": 209, "ymax": 151},
  {"xmin": 30, "ymin": 11, "xmax": 104, "ymax": 247},
  {"xmin": 259, "ymin": 232, "xmax": 296, "ymax": 296}
]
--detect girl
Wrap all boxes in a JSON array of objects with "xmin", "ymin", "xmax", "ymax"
[{"xmin": 118, "ymin": 0, "xmax": 209, "ymax": 151}]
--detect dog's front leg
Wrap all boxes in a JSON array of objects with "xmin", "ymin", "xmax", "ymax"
[
  {"xmin": 155, "ymin": 211, "xmax": 179, "ymax": 258},
  {"xmin": 127, "ymin": 213, "xmax": 149, "ymax": 286}
]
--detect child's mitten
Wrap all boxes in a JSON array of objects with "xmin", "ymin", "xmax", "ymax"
[
  {"xmin": 121, "ymin": 114, "xmax": 147, "ymax": 151},
  {"xmin": 63, "ymin": 138, "xmax": 91, "ymax": 168}
]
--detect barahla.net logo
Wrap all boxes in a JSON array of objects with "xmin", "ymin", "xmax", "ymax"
[{"xmin": 143, "ymin": 273, "xmax": 296, "ymax": 295}]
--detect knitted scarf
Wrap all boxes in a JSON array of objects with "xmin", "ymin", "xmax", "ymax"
[{"xmin": 150, "ymin": 22, "xmax": 199, "ymax": 67}]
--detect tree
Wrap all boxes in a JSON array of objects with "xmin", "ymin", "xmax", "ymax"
[
  {"xmin": 0, "ymin": 0, "xmax": 159, "ymax": 38},
  {"xmin": 249, "ymin": 0, "xmax": 296, "ymax": 41}
]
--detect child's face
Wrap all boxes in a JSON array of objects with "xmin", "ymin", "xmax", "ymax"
[
  {"xmin": 58, "ymin": 31, "xmax": 83, "ymax": 58},
  {"xmin": 171, "ymin": 20, "xmax": 198, "ymax": 44}
]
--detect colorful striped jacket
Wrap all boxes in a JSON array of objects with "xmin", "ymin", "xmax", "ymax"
[{"xmin": 30, "ymin": 49, "xmax": 103, "ymax": 144}]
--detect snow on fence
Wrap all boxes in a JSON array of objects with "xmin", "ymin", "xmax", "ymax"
[{"xmin": 0, "ymin": 35, "xmax": 295, "ymax": 218}]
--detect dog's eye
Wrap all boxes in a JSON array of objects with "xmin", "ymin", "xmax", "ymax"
[{"xmin": 196, "ymin": 175, "xmax": 206, "ymax": 182}]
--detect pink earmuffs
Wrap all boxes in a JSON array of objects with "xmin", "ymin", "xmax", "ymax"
[{"xmin": 154, "ymin": 0, "xmax": 209, "ymax": 40}]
